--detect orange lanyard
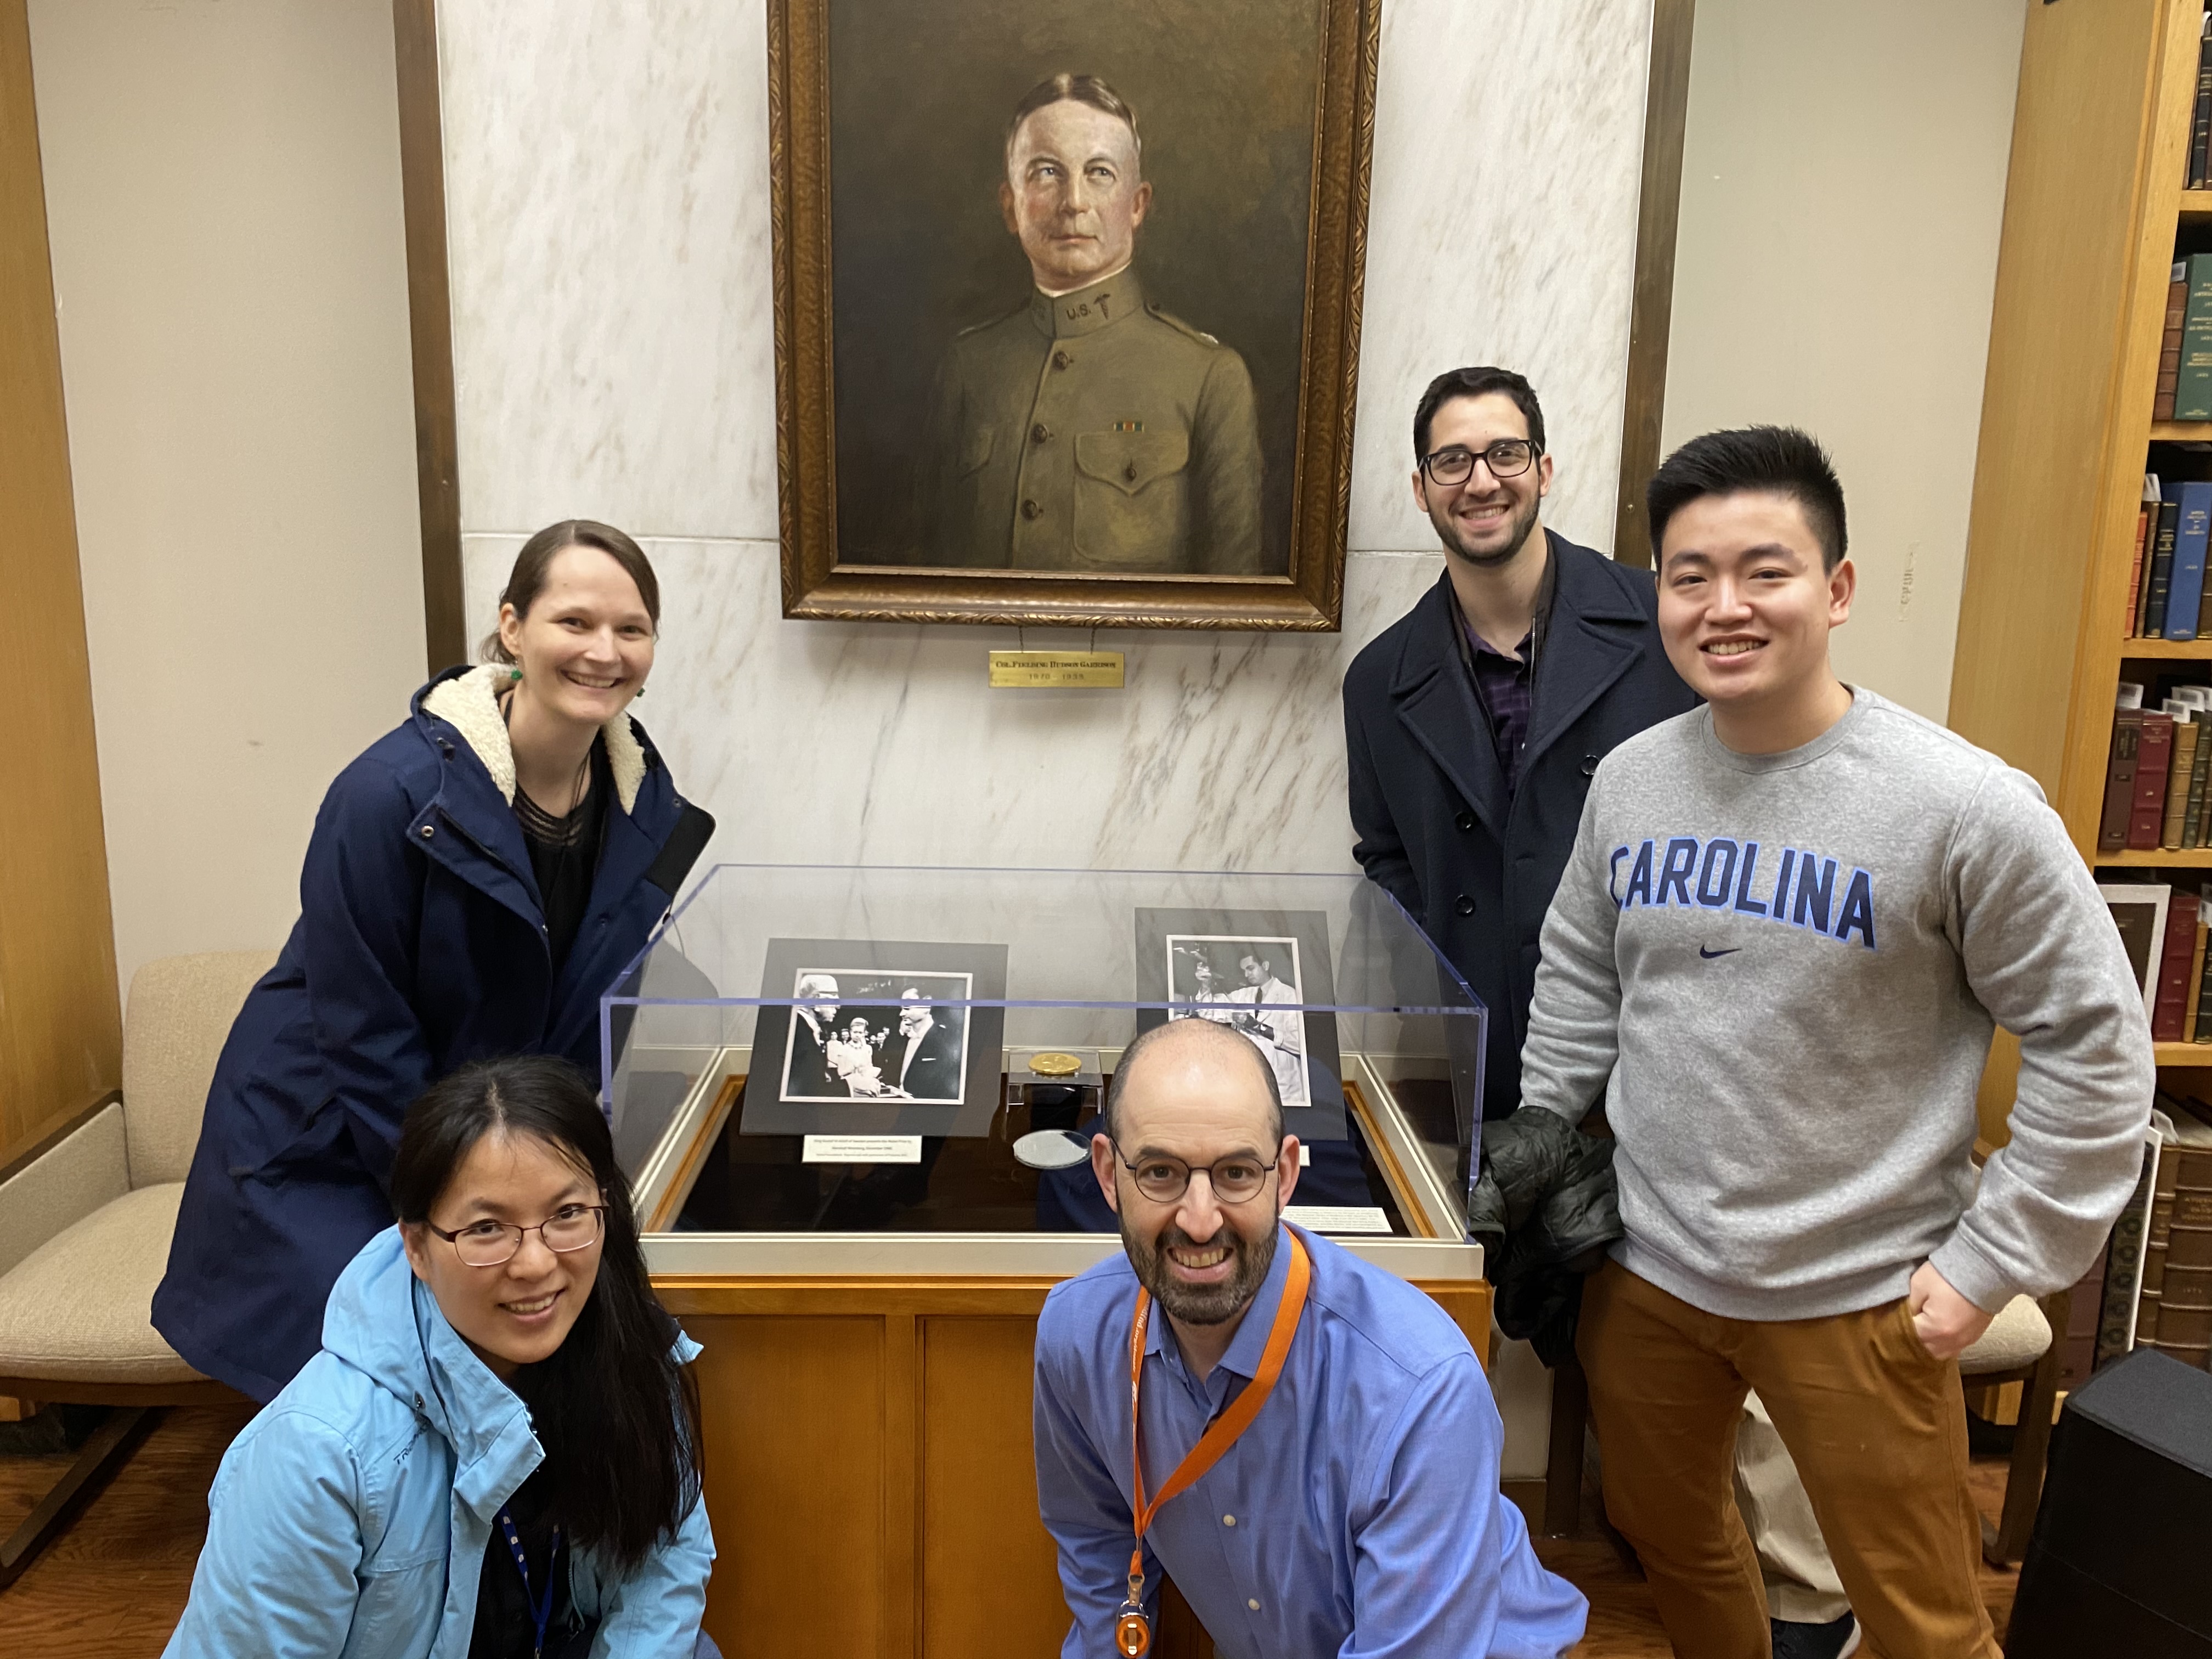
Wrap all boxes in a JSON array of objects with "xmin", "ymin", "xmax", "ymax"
[{"xmin": 1114, "ymin": 1230, "xmax": 1311, "ymax": 1656}]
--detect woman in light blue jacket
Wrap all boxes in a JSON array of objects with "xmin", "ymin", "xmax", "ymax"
[{"xmin": 165, "ymin": 1056, "xmax": 717, "ymax": 1658}]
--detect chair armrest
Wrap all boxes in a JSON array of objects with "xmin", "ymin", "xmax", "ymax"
[
  {"xmin": 1959, "ymin": 1292, "xmax": 2053, "ymax": 1376},
  {"xmin": 0, "ymin": 1102, "xmax": 128, "ymax": 1282}
]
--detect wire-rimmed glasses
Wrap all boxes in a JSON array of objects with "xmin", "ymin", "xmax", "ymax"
[
  {"xmin": 427, "ymin": 1203, "xmax": 607, "ymax": 1268},
  {"xmin": 1112, "ymin": 1145, "xmax": 1278, "ymax": 1205}
]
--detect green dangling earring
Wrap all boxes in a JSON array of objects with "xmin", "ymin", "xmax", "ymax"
[
  {"xmin": 509, "ymin": 667, "xmax": 522, "ymax": 682},
  {"xmin": 633, "ymin": 681, "xmax": 644, "ymax": 699}
]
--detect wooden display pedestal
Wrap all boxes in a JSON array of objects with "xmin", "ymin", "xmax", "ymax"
[{"xmin": 656, "ymin": 1272, "xmax": 1494, "ymax": 1658}]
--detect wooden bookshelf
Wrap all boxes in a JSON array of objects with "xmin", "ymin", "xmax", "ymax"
[
  {"xmin": 2155, "ymin": 1042, "xmax": 2212, "ymax": 1065},
  {"xmin": 2096, "ymin": 848, "xmax": 2212, "ymax": 866},
  {"xmin": 1951, "ymin": 0, "xmax": 2207, "ymax": 1142}
]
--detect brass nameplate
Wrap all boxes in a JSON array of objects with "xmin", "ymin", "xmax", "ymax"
[{"xmin": 988, "ymin": 650, "xmax": 1125, "ymax": 689}]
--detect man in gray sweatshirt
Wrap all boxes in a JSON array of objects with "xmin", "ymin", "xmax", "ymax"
[{"xmin": 1518, "ymin": 426, "xmax": 2153, "ymax": 1659}]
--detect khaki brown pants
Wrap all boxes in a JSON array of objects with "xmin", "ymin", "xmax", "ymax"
[{"xmin": 1577, "ymin": 1259, "xmax": 1997, "ymax": 1659}]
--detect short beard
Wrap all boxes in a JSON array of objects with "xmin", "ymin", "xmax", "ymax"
[
  {"xmin": 1438, "ymin": 493, "xmax": 1542, "ymax": 569},
  {"xmin": 1123, "ymin": 1216, "xmax": 1278, "ymax": 1327}
]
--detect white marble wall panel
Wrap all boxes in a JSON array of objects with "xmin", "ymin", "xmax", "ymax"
[
  {"xmin": 466, "ymin": 536, "xmax": 1443, "ymax": 871},
  {"xmin": 439, "ymin": 0, "xmax": 775, "ymax": 538},
  {"xmin": 1352, "ymin": 0, "xmax": 1653, "ymax": 554},
  {"xmin": 441, "ymin": 0, "xmax": 1654, "ymax": 874}
]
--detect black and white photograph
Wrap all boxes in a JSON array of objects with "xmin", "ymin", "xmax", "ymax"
[
  {"xmin": 747, "ymin": 938, "xmax": 1009, "ymax": 1138},
  {"xmin": 1132, "ymin": 906, "xmax": 1345, "ymax": 1139},
  {"xmin": 1165, "ymin": 934, "xmax": 1310, "ymax": 1109},
  {"xmin": 780, "ymin": 970, "xmax": 973, "ymax": 1104}
]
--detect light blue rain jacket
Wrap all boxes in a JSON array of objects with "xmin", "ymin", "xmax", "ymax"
[{"xmin": 164, "ymin": 1226, "xmax": 714, "ymax": 1658}]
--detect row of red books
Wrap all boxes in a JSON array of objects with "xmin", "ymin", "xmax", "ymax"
[{"xmin": 2100, "ymin": 701, "xmax": 2212, "ymax": 852}]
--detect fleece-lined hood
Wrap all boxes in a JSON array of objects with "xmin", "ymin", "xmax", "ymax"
[{"xmin": 422, "ymin": 662, "xmax": 648, "ymax": 815}]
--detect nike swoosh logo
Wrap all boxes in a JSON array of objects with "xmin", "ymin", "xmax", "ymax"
[{"xmin": 1699, "ymin": 946, "xmax": 1741, "ymax": 960}]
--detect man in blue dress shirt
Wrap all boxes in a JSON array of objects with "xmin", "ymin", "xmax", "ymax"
[{"xmin": 1032, "ymin": 1016, "xmax": 1587, "ymax": 1658}]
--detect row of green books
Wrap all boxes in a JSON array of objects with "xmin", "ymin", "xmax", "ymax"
[{"xmin": 2155, "ymin": 256, "xmax": 2212, "ymax": 424}]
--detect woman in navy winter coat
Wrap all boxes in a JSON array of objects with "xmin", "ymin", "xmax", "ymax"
[{"xmin": 155, "ymin": 521, "xmax": 714, "ymax": 1402}]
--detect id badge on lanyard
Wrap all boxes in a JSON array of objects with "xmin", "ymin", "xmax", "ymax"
[
  {"xmin": 1113, "ymin": 1231, "xmax": 1311, "ymax": 1656},
  {"xmin": 496, "ymin": 1504, "xmax": 563, "ymax": 1659}
]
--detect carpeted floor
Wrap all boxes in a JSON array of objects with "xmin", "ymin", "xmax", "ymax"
[{"xmin": 0, "ymin": 1404, "xmax": 2022, "ymax": 1656}]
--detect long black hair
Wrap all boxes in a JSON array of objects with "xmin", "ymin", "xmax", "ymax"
[{"xmin": 390, "ymin": 1055, "xmax": 702, "ymax": 1571}]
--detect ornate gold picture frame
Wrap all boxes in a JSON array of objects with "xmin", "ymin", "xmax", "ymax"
[{"xmin": 766, "ymin": 0, "xmax": 1381, "ymax": 630}]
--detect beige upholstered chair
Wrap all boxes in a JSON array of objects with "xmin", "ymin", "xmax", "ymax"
[
  {"xmin": 0, "ymin": 949, "xmax": 275, "ymax": 1588},
  {"xmin": 1960, "ymin": 1288, "xmax": 2065, "ymax": 1567}
]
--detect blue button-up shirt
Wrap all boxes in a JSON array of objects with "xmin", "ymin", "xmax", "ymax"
[{"xmin": 1032, "ymin": 1224, "xmax": 1587, "ymax": 1659}]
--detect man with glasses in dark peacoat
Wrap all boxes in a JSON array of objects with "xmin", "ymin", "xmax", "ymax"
[{"xmin": 1343, "ymin": 365, "xmax": 1697, "ymax": 1124}]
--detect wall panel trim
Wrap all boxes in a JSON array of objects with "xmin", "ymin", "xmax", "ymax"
[
  {"xmin": 393, "ymin": 0, "xmax": 465, "ymax": 673},
  {"xmin": 1611, "ymin": 0, "xmax": 1696, "ymax": 569}
]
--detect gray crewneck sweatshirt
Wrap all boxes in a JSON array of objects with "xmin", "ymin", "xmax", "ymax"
[{"xmin": 1520, "ymin": 687, "xmax": 2155, "ymax": 1321}]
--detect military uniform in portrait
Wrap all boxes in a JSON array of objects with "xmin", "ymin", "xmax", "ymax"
[{"xmin": 926, "ymin": 268, "xmax": 1263, "ymax": 573}]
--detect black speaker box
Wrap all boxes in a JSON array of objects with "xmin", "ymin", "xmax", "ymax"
[{"xmin": 2006, "ymin": 1347, "xmax": 2212, "ymax": 1656}]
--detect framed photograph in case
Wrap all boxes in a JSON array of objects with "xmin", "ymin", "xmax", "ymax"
[
  {"xmin": 1132, "ymin": 906, "xmax": 1346, "ymax": 1140},
  {"xmin": 746, "ymin": 938, "xmax": 1009, "ymax": 1137}
]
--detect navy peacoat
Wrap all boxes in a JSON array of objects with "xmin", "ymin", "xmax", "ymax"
[
  {"xmin": 1343, "ymin": 533, "xmax": 1697, "ymax": 1121},
  {"xmin": 153, "ymin": 664, "xmax": 715, "ymax": 1401}
]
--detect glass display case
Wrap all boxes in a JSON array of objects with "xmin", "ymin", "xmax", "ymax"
[
  {"xmin": 605, "ymin": 865, "xmax": 1493, "ymax": 1657},
  {"xmin": 605, "ymin": 864, "xmax": 1486, "ymax": 1272}
]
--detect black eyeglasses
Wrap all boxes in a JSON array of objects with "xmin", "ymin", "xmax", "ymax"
[
  {"xmin": 427, "ymin": 1203, "xmax": 607, "ymax": 1268},
  {"xmin": 1420, "ymin": 439, "xmax": 1539, "ymax": 486},
  {"xmin": 1112, "ymin": 1144, "xmax": 1278, "ymax": 1205}
]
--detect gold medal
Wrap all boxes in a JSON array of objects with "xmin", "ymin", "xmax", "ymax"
[{"xmin": 1028, "ymin": 1051, "xmax": 1082, "ymax": 1077}]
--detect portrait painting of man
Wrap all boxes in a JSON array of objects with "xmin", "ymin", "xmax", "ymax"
[
  {"xmin": 772, "ymin": 0, "xmax": 1378, "ymax": 627},
  {"xmin": 923, "ymin": 74, "xmax": 1263, "ymax": 574}
]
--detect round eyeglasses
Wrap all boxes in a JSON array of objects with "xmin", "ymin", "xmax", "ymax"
[
  {"xmin": 1113, "ymin": 1145, "xmax": 1278, "ymax": 1205},
  {"xmin": 427, "ymin": 1203, "xmax": 607, "ymax": 1268},
  {"xmin": 1420, "ymin": 438, "xmax": 1539, "ymax": 486}
]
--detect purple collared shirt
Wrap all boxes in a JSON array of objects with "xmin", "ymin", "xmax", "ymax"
[{"xmin": 1455, "ymin": 606, "xmax": 1534, "ymax": 794}]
